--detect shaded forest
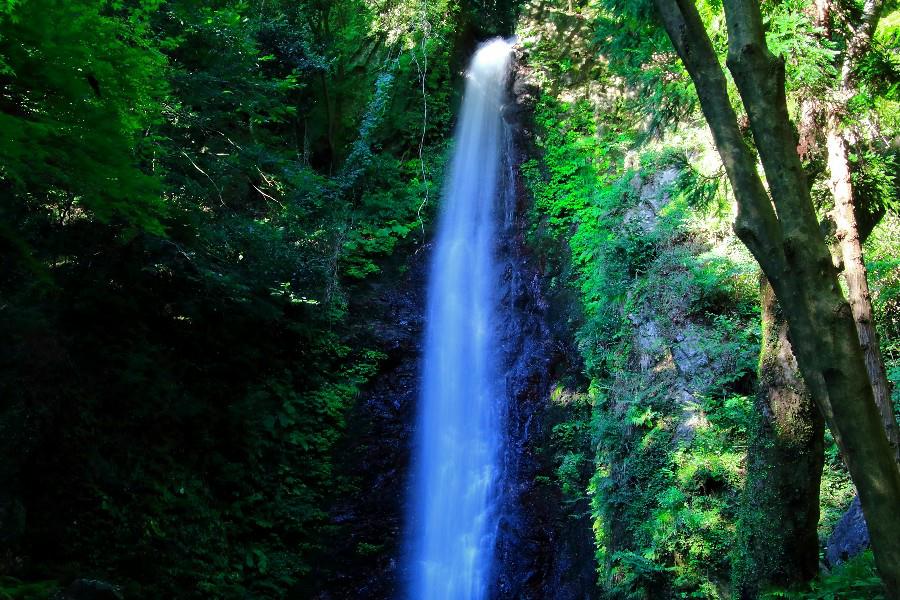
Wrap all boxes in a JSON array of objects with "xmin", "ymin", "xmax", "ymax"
[{"xmin": 1, "ymin": 0, "xmax": 899, "ymax": 599}]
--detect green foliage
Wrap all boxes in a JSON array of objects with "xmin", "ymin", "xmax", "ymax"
[
  {"xmin": 523, "ymin": 80, "xmax": 760, "ymax": 597},
  {"xmin": 0, "ymin": 0, "xmax": 465, "ymax": 596},
  {"xmin": 533, "ymin": 1, "xmax": 900, "ymax": 596},
  {"xmin": 2, "ymin": 0, "xmax": 898, "ymax": 597},
  {"xmin": 850, "ymin": 149, "xmax": 900, "ymax": 214},
  {"xmin": 591, "ymin": 0, "xmax": 701, "ymax": 135},
  {"xmin": 0, "ymin": 0, "xmax": 166, "ymax": 234},
  {"xmin": 866, "ymin": 213, "xmax": 900, "ymax": 457},
  {"xmin": 0, "ymin": 578, "xmax": 58, "ymax": 600},
  {"xmin": 764, "ymin": 552, "xmax": 885, "ymax": 600},
  {"xmin": 549, "ymin": 386, "xmax": 594, "ymax": 508},
  {"xmin": 763, "ymin": 0, "xmax": 838, "ymax": 95}
]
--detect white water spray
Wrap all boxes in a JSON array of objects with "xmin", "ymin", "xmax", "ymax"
[{"xmin": 408, "ymin": 38, "xmax": 514, "ymax": 600}]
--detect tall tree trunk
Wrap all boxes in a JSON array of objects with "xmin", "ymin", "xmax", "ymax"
[
  {"xmin": 736, "ymin": 276, "xmax": 824, "ymax": 598},
  {"xmin": 826, "ymin": 121, "xmax": 900, "ymax": 464},
  {"xmin": 653, "ymin": 1, "xmax": 900, "ymax": 594},
  {"xmin": 822, "ymin": 0, "xmax": 900, "ymax": 464}
]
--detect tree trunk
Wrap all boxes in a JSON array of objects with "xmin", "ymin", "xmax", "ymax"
[
  {"xmin": 736, "ymin": 276, "xmax": 824, "ymax": 598},
  {"xmin": 826, "ymin": 120, "xmax": 900, "ymax": 464},
  {"xmin": 320, "ymin": 71, "xmax": 337, "ymax": 173},
  {"xmin": 653, "ymin": 0, "xmax": 900, "ymax": 594},
  {"xmin": 795, "ymin": 97, "xmax": 821, "ymax": 163},
  {"xmin": 820, "ymin": 0, "xmax": 900, "ymax": 465}
]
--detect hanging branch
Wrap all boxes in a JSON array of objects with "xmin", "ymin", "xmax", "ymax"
[{"xmin": 413, "ymin": 0, "xmax": 431, "ymax": 244}]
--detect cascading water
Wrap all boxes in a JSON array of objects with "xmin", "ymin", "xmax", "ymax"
[{"xmin": 407, "ymin": 38, "xmax": 514, "ymax": 600}]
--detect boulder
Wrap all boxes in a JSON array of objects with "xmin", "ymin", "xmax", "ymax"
[{"xmin": 825, "ymin": 496, "xmax": 870, "ymax": 567}]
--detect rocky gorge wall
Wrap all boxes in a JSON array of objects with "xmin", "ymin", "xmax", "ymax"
[
  {"xmin": 491, "ymin": 50, "xmax": 595, "ymax": 600},
  {"xmin": 507, "ymin": 2, "xmax": 879, "ymax": 592},
  {"xmin": 507, "ymin": 6, "xmax": 766, "ymax": 591}
]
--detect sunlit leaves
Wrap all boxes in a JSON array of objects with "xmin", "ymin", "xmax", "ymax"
[
  {"xmin": 0, "ymin": 0, "xmax": 167, "ymax": 233},
  {"xmin": 764, "ymin": 4, "xmax": 838, "ymax": 94}
]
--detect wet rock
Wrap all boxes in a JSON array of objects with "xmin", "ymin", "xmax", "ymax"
[
  {"xmin": 491, "ymin": 51, "xmax": 595, "ymax": 600},
  {"xmin": 324, "ymin": 44, "xmax": 595, "ymax": 600},
  {"xmin": 826, "ymin": 496, "xmax": 870, "ymax": 567},
  {"xmin": 505, "ymin": 47, "xmax": 540, "ymax": 144},
  {"xmin": 314, "ymin": 248, "xmax": 429, "ymax": 599},
  {"xmin": 639, "ymin": 167, "xmax": 678, "ymax": 207},
  {"xmin": 630, "ymin": 312, "xmax": 667, "ymax": 372}
]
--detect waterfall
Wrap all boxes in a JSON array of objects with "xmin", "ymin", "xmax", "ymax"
[{"xmin": 407, "ymin": 38, "xmax": 514, "ymax": 600}]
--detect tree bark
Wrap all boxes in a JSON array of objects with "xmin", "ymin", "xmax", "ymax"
[
  {"xmin": 822, "ymin": 0, "xmax": 900, "ymax": 465},
  {"xmin": 653, "ymin": 0, "xmax": 900, "ymax": 594},
  {"xmin": 826, "ymin": 121, "xmax": 900, "ymax": 464},
  {"xmin": 736, "ymin": 276, "xmax": 824, "ymax": 598},
  {"xmin": 795, "ymin": 97, "xmax": 821, "ymax": 163}
]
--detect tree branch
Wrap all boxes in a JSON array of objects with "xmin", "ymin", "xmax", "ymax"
[
  {"xmin": 654, "ymin": 0, "xmax": 784, "ymax": 274},
  {"xmin": 722, "ymin": 0, "xmax": 827, "ymax": 272}
]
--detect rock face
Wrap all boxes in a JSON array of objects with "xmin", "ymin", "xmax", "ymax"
[
  {"xmin": 490, "ymin": 48, "xmax": 595, "ymax": 600},
  {"xmin": 314, "ymin": 249, "xmax": 428, "ymax": 599},
  {"xmin": 619, "ymin": 169, "xmax": 722, "ymax": 443},
  {"xmin": 826, "ymin": 496, "xmax": 871, "ymax": 567}
]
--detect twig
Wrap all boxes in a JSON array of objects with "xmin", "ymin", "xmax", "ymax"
[{"xmin": 181, "ymin": 150, "xmax": 225, "ymax": 206}]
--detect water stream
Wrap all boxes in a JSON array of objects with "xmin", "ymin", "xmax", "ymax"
[{"xmin": 407, "ymin": 38, "xmax": 514, "ymax": 600}]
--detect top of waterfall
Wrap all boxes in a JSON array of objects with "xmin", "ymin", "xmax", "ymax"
[{"xmin": 468, "ymin": 37, "xmax": 514, "ymax": 77}]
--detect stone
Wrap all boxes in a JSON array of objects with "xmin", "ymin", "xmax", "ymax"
[
  {"xmin": 672, "ymin": 328, "xmax": 710, "ymax": 377},
  {"xmin": 825, "ymin": 495, "xmax": 870, "ymax": 567}
]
